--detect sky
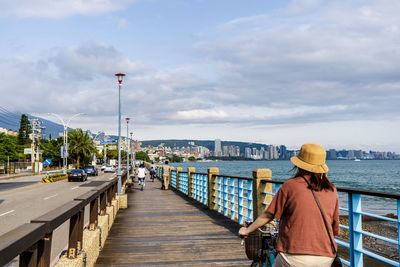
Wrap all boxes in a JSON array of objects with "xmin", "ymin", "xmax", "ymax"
[{"xmin": 1, "ymin": 0, "xmax": 400, "ymax": 152}]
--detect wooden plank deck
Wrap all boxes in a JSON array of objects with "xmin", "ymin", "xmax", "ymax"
[{"xmin": 95, "ymin": 178, "xmax": 251, "ymax": 266}]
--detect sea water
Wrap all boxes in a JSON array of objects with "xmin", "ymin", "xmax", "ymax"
[{"xmin": 171, "ymin": 160, "xmax": 400, "ymax": 215}]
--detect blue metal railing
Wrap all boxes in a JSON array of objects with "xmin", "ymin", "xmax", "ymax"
[
  {"xmin": 170, "ymin": 168, "xmax": 399, "ymax": 267},
  {"xmin": 336, "ymin": 189, "xmax": 400, "ymax": 267},
  {"xmin": 156, "ymin": 166, "xmax": 162, "ymax": 179},
  {"xmin": 171, "ymin": 170, "xmax": 177, "ymax": 189},
  {"xmin": 179, "ymin": 171, "xmax": 189, "ymax": 195},
  {"xmin": 192, "ymin": 173, "xmax": 208, "ymax": 205},
  {"xmin": 214, "ymin": 175, "xmax": 254, "ymax": 225}
]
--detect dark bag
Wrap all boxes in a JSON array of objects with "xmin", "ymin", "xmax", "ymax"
[
  {"xmin": 301, "ymin": 177, "xmax": 343, "ymax": 267},
  {"xmin": 332, "ymin": 254, "xmax": 342, "ymax": 267}
]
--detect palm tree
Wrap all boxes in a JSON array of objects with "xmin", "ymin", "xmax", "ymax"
[{"xmin": 68, "ymin": 129, "xmax": 96, "ymax": 168}]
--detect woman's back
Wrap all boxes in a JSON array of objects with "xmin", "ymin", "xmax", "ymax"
[{"xmin": 269, "ymin": 175, "xmax": 339, "ymax": 257}]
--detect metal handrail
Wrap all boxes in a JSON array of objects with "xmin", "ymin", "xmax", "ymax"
[{"xmin": 171, "ymin": 167, "xmax": 400, "ymax": 267}]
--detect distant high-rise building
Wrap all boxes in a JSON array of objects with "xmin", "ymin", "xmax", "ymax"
[
  {"xmin": 279, "ymin": 145, "xmax": 287, "ymax": 159},
  {"xmin": 215, "ymin": 139, "xmax": 222, "ymax": 156},
  {"xmin": 245, "ymin": 147, "xmax": 252, "ymax": 158},
  {"xmin": 222, "ymin": 145, "xmax": 228, "ymax": 157},
  {"xmin": 264, "ymin": 150, "xmax": 270, "ymax": 160},
  {"xmin": 328, "ymin": 149, "xmax": 337, "ymax": 159}
]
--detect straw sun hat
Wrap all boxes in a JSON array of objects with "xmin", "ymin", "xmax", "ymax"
[{"xmin": 290, "ymin": 143, "xmax": 329, "ymax": 174}]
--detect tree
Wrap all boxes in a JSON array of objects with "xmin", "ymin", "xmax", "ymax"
[
  {"xmin": 18, "ymin": 114, "xmax": 31, "ymax": 145},
  {"xmin": 188, "ymin": 156, "xmax": 196, "ymax": 161},
  {"xmin": 0, "ymin": 133, "xmax": 18, "ymax": 163},
  {"xmin": 135, "ymin": 151, "xmax": 150, "ymax": 162},
  {"xmin": 168, "ymin": 155, "xmax": 183, "ymax": 162},
  {"xmin": 68, "ymin": 129, "xmax": 96, "ymax": 168},
  {"xmin": 41, "ymin": 137, "xmax": 63, "ymax": 167}
]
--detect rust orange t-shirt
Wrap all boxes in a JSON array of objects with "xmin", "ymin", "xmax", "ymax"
[{"xmin": 266, "ymin": 176, "xmax": 339, "ymax": 257}]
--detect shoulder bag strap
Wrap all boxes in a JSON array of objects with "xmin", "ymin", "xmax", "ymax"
[{"xmin": 301, "ymin": 176, "xmax": 337, "ymax": 254}]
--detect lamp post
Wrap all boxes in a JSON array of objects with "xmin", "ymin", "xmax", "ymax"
[
  {"xmin": 125, "ymin": 117, "xmax": 130, "ymax": 181},
  {"xmin": 130, "ymin": 131, "xmax": 134, "ymax": 168},
  {"xmin": 115, "ymin": 73, "xmax": 125, "ymax": 195},
  {"xmin": 48, "ymin": 113, "xmax": 85, "ymax": 174}
]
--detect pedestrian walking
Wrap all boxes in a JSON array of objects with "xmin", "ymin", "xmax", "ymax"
[{"xmin": 162, "ymin": 160, "xmax": 170, "ymax": 190}]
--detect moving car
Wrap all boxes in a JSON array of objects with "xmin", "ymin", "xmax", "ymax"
[
  {"xmin": 84, "ymin": 165, "xmax": 98, "ymax": 176},
  {"xmin": 68, "ymin": 169, "xmax": 88, "ymax": 182},
  {"xmin": 103, "ymin": 165, "xmax": 115, "ymax": 173}
]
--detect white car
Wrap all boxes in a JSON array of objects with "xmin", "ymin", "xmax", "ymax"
[{"xmin": 104, "ymin": 165, "xmax": 115, "ymax": 173}]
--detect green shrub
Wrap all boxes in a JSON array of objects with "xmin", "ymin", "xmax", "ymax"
[{"xmin": 48, "ymin": 173, "xmax": 67, "ymax": 182}]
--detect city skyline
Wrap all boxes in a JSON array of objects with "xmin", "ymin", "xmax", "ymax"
[{"xmin": 1, "ymin": 1, "xmax": 400, "ymax": 153}]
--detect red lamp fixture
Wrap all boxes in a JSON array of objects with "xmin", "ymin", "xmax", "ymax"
[{"xmin": 115, "ymin": 73, "xmax": 125, "ymax": 84}]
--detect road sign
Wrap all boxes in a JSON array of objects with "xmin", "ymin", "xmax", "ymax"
[
  {"xmin": 24, "ymin": 148, "xmax": 32, "ymax": 154},
  {"xmin": 44, "ymin": 158, "xmax": 52, "ymax": 166}
]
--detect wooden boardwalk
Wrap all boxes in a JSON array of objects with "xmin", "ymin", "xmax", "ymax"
[{"xmin": 96, "ymin": 178, "xmax": 251, "ymax": 266}]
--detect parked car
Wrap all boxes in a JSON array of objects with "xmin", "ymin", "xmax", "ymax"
[
  {"xmin": 100, "ymin": 165, "xmax": 106, "ymax": 171},
  {"xmin": 68, "ymin": 169, "xmax": 88, "ymax": 182},
  {"xmin": 84, "ymin": 165, "xmax": 98, "ymax": 176},
  {"xmin": 103, "ymin": 165, "xmax": 115, "ymax": 173}
]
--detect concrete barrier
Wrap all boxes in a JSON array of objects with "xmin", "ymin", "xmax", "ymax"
[
  {"xmin": 54, "ymin": 252, "xmax": 85, "ymax": 267},
  {"xmin": 82, "ymin": 228, "xmax": 100, "ymax": 267},
  {"xmin": 98, "ymin": 215, "xmax": 109, "ymax": 248},
  {"xmin": 118, "ymin": 194, "xmax": 128, "ymax": 209}
]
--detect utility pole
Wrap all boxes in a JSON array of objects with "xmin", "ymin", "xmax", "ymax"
[
  {"xmin": 36, "ymin": 121, "xmax": 44, "ymax": 174},
  {"xmin": 29, "ymin": 119, "xmax": 37, "ymax": 173}
]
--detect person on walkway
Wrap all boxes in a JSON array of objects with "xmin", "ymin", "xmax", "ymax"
[
  {"xmin": 239, "ymin": 143, "xmax": 339, "ymax": 267},
  {"xmin": 136, "ymin": 163, "xmax": 148, "ymax": 189},
  {"xmin": 162, "ymin": 160, "xmax": 170, "ymax": 190},
  {"xmin": 150, "ymin": 165, "xmax": 156, "ymax": 182},
  {"xmin": 150, "ymin": 161, "xmax": 157, "ymax": 182}
]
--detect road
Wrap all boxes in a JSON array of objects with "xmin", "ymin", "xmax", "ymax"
[{"xmin": 0, "ymin": 170, "xmax": 118, "ymax": 266}]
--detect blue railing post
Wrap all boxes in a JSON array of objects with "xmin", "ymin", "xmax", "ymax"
[
  {"xmin": 176, "ymin": 167, "xmax": 182, "ymax": 191},
  {"xmin": 348, "ymin": 193, "xmax": 363, "ymax": 267},
  {"xmin": 187, "ymin": 167, "xmax": 195, "ymax": 198},
  {"xmin": 230, "ymin": 178, "xmax": 236, "ymax": 221},
  {"xmin": 238, "ymin": 179, "xmax": 245, "ymax": 224},
  {"xmin": 207, "ymin": 168, "xmax": 219, "ymax": 211},
  {"xmin": 252, "ymin": 169, "xmax": 272, "ymax": 220},
  {"xmin": 223, "ymin": 177, "xmax": 229, "ymax": 217},
  {"xmin": 169, "ymin": 166, "xmax": 175, "ymax": 189}
]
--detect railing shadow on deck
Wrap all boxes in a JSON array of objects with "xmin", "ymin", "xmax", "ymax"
[{"xmin": 156, "ymin": 165, "xmax": 400, "ymax": 267}]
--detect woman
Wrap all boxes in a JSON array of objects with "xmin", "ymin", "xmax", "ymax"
[
  {"xmin": 239, "ymin": 143, "xmax": 339, "ymax": 266},
  {"xmin": 136, "ymin": 163, "xmax": 148, "ymax": 190}
]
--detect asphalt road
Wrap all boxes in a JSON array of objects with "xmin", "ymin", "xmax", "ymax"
[{"xmin": 0, "ymin": 170, "xmax": 117, "ymax": 266}]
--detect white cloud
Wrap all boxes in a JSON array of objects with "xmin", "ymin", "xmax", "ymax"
[
  {"xmin": 0, "ymin": 0, "xmax": 136, "ymax": 18},
  {"xmin": 176, "ymin": 109, "xmax": 228, "ymax": 120},
  {"xmin": 49, "ymin": 40, "xmax": 149, "ymax": 80}
]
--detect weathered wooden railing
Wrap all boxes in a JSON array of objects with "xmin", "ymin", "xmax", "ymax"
[
  {"xmin": 157, "ymin": 165, "xmax": 400, "ymax": 267},
  {"xmin": 0, "ymin": 171, "xmax": 127, "ymax": 267}
]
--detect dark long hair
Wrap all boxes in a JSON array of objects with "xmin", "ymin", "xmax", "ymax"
[{"xmin": 291, "ymin": 167, "xmax": 335, "ymax": 192}]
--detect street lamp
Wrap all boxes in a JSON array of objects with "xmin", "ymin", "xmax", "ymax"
[
  {"xmin": 125, "ymin": 117, "xmax": 130, "ymax": 181},
  {"xmin": 115, "ymin": 72, "xmax": 125, "ymax": 195},
  {"xmin": 130, "ymin": 131, "xmax": 134, "ymax": 168},
  {"xmin": 48, "ymin": 113, "xmax": 85, "ymax": 174}
]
